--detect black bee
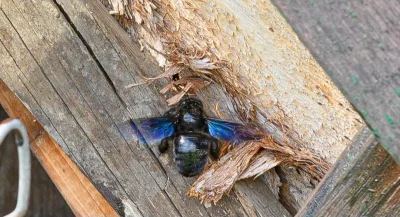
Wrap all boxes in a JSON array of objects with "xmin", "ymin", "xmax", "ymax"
[{"xmin": 131, "ymin": 97, "xmax": 261, "ymax": 177}]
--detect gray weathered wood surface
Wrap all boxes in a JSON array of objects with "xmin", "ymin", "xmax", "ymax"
[
  {"xmin": 296, "ymin": 126, "xmax": 400, "ymax": 217},
  {"xmin": 0, "ymin": 0, "xmax": 291, "ymax": 216},
  {"xmin": 0, "ymin": 107, "xmax": 74, "ymax": 217},
  {"xmin": 272, "ymin": 0, "xmax": 400, "ymax": 163}
]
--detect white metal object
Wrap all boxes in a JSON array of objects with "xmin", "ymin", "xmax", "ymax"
[{"xmin": 0, "ymin": 119, "xmax": 31, "ymax": 217}]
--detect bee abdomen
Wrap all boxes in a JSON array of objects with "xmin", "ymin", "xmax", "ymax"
[
  {"xmin": 175, "ymin": 152, "xmax": 208, "ymax": 177},
  {"xmin": 174, "ymin": 133, "xmax": 210, "ymax": 177}
]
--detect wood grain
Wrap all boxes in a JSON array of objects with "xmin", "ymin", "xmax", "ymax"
[
  {"xmin": 0, "ymin": 79, "xmax": 118, "ymax": 217},
  {"xmin": 0, "ymin": 0, "xmax": 290, "ymax": 216},
  {"xmin": 272, "ymin": 0, "xmax": 400, "ymax": 163},
  {"xmin": 296, "ymin": 126, "xmax": 400, "ymax": 216}
]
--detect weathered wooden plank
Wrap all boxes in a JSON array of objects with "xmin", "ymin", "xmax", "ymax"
[
  {"xmin": 0, "ymin": 5, "xmax": 144, "ymax": 216},
  {"xmin": 296, "ymin": 126, "xmax": 400, "ymax": 216},
  {"xmin": 0, "ymin": 0, "xmax": 290, "ymax": 216},
  {"xmin": 0, "ymin": 2, "xmax": 173, "ymax": 216},
  {"xmin": 0, "ymin": 80, "xmax": 118, "ymax": 217},
  {"xmin": 272, "ymin": 0, "xmax": 400, "ymax": 163}
]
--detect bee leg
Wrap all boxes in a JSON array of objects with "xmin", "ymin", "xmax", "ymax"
[
  {"xmin": 210, "ymin": 139, "xmax": 220, "ymax": 160},
  {"xmin": 159, "ymin": 136, "xmax": 172, "ymax": 153}
]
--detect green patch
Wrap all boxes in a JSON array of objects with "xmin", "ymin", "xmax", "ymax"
[
  {"xmin": 350, "ymin": 75, "xmax": 358, "ymax": 84},
  {"xmin": 360, "ymin": 110, "xmax": 368, "ymax": 117},
  {"xmin": 376, "ymin": 40, "xmax": 385, "ymax": 51},
  {"xmin": 347, "ymin": 153, "xmax": 354, "ymax": 161},
  {"xmin": 387, "ymin": 135, "xmax": 394, "ymax": 141},
  {"xmin": 395, "ymin": 87, "xmax": 400, "ymax": 97},
  {"xmin": 349, "ymin": 10, "xmax": 357, "ymax": 19},
  {"xmin": 384, "ymin": 114, "xmax": 395, "ymax": 125},
  {"xmin": 362, "ymin": 34, "xmax": 367, "ymax": 40},
  {"xmin": 372, "ymin": 128, "xmax": 380, "ymax": 138},
  {"xmin": 378, "ymin": 43, "xmax": 385, "ymax": 51},
  {"xmin": 309, "ymin": 0, "xmax": 315, "ymax": 5},
  {"xmin": 361, "ymin": 208, "xmax": 370, "ymax": 216}
]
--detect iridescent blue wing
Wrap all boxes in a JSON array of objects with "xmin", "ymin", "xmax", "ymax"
[
  {"xmin": 130, "ymin": 117, "xmax": 175, "ymax": 144},
  {"xmin": 206, "ymin": 118, "xmax": 262, "ymax": 144}
]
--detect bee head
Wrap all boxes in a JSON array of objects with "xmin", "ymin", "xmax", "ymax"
[
  {"xmin": 179, "ymin": 97, "xmax": 202, "ymax": 108},
  {"xmin": 178, "ymin": 97, "xmax": 203, "ymax": 117}
]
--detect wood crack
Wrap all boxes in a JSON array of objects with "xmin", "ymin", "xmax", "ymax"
[{"xmin": 52, "ymin": 0, "xmax": 127, "ymax": 108}]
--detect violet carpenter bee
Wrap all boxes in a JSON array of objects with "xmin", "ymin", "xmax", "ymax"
[{"xmin": 131, "ymin": 97, "xmax": 261, "ymax": 177}]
